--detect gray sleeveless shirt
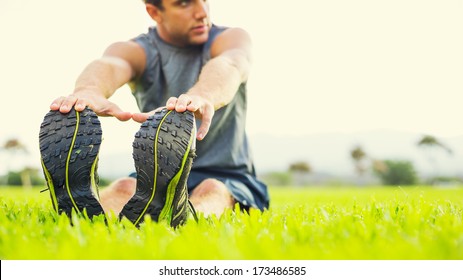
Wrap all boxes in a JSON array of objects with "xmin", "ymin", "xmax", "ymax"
[{"xmin": 131, "ymin": 25, "xmax": 257, "ymax": 175}]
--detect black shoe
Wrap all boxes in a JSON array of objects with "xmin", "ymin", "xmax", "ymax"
[
  {"xmin": 39, "ymin": 107, "xmax": 104, "ymax": 219},
  {"xmin": 120, "ymin": 109, "xmax": 197, "ymax": 227}
]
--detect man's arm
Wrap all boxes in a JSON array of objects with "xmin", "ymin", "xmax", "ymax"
[
  {"xmin": 51, "ymin": 41, "xmax": 146, "ymax": 121},
  {"xmin": 169, "ymin": 28, "xmax": 252, "ymax": 140}
]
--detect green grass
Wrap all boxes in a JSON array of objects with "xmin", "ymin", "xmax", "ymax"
[{"xmin": 0, "ymin": 185, "xmax": 462, "ymax": 259}]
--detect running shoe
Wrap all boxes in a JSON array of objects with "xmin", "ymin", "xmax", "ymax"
[
  {"xmin": 39, "ymin": 107, "xmax": 104, "ymax": 219},
  {"xmin": 120, "ymin": 109, "xmax": 197, "ymax": 227}
]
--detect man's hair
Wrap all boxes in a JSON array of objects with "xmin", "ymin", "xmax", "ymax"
[{"xmin": 144, "ymin": 0, "xmax": 163, "ymax": 9}]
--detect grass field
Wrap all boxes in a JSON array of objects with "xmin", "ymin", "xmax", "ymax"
[{"xmin": 0, "ymin": 185, "xmax": 462, "ymax": 260}]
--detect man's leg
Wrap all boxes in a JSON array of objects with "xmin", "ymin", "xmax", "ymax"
[
  {"xmin": 99, "ymin": 177, "xmax": 235, "ymax": 219},
  {"xmin": 99, "ymin": 177, "xmax": 136, "ymax": 217},
  {"xmin": 189, "ymin": 179, "xmax": 235, "ymax": 217}
]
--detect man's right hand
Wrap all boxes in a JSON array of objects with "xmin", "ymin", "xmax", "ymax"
[{"xmin": 50, "ymin": 91, "xmax": 132, "ymax": 122}]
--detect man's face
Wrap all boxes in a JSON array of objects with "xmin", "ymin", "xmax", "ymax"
[{"xmin": 153, "ymin": 0, "xmax": 211, "ymax": 47}]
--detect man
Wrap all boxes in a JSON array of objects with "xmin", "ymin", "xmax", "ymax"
[{"xmin": 39, "ymin": 0, "xmax": 269, "ymax": 227}]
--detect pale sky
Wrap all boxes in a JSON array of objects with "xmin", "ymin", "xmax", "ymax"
[{"xmin": 0, "ymin": 0, "xmax": 462, "ymax": 173}]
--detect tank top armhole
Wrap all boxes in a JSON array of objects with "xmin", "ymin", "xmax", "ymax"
[
  {"xmin": 131, "ymin": 29, "xmax": 160, "ymax": 91},
  {"xmin": 203, "ymin": 25, "xmax": 228, "ymax": 61}
]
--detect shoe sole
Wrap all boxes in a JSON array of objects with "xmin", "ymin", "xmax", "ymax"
[
  {"xmin": 39, "ymin": 108, "xmax": 104, "ymax": 218},
  {"xmin": 120, "ymin": 109, "xmax": 195, "ymax": 226}
]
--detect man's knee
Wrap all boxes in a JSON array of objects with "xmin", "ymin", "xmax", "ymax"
[
  {"xmin": 192, "ymin": 178, "xmax": 227, "ymax": 196},
  {"xmin": 191, "ymin": 178, "xmax": 235, "ymax": 205},
  {"xmin": 190, "ymin": 178, "xmax": 235, "ymax": 215},
  {"xmin": 107, "ymin": 177, "xmax": 136, "ymax": 197}
]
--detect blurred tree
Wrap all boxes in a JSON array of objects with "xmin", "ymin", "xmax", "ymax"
[
  {"xmin": 417, "ymin": 134, "xmax": 453, "ymax": 183},
  {"xmin": 350, "ymin": 145, "xmax": 368, "ymax": 177},
  {"xmin": 289, "ymin": 161, "xmax": 312, "ymax": 173},
  {"xmin": 372, "ymin": 159, "xmax": 418, "ymax": 186},
  {"xmin": 417, "ymin": 135, "xmax": 452, "ymax": 155},
  {"xmin": 20, "ymin": 166, "xmax": 39, "ymax": 188},
  {"xmin": 371, "ymin": 159, "xmax": 388, "ymax": 174},
  {"xmin": 289, "ymin": 161, "xmax": 312, "ymax": 186},
  {"xmin": 1, "ymin": 168, "xmax": 44, "ymax": 186},
  {"xmin": 1, "ymin": 138, "xmax": 30, "ymax": 187}
]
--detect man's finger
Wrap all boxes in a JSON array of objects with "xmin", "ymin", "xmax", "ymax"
[
  {"xmin": 175, "ymin": 94, "xmax": 191, "ymax": 112},
  {"xmin": 166, "ymin": 97, "xmax": 178, "ymax": 110},
  {"xmin": 131, "ymin": 107, "xmax": 166, "ymax": 123},
  {"xmin": 100, "ymin": 103, "xmax": 132, "ymax": 121},
  {"xmin": 196, "ymin": 106, "xmax": 214, "ymax": 140},
  {"xmin": 74, "ymin": 99, "xmax": 88, "ymax": 111},
  {"xmin": 50, "ymin": 96, "xmax": 65, "ymax": 111},
  {"xmin": 186, "ymin": 102, "xmax": 198, "ymax": 112},
  {"xmin": 132, "ymin": 112, "xmax": 151, "ymax": 123},
  {"xmin": 59, "ymin": 95, "xmax": 78, "ymax": 113},
  {"xmin": 113, "ymin": 110, "xmax": 133, "ymax": 121}
]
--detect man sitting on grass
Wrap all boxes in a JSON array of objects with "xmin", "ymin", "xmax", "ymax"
[{"xmin": 39, "ymin": 0, "xmax": 269, "ymax": 227}]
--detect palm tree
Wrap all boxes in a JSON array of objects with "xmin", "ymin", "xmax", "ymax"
[
  {"xmin": 417, "ymin": 135, "xmax": 452, "ymax": 155},
  {"xmin": 350, "ymin": 145, "xmax": 367, "ymax": 177},
  {"xmin": 417, "ymin": 134, "xmax": 453, "ymax": 183}
]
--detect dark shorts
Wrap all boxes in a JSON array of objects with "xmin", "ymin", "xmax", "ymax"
[{"xmin": 129, "ymin": 168, "xmax": 269, "ymax": 211}]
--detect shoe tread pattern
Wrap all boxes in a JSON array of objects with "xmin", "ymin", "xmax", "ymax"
[
  {"xmin": 120, "ymin": 109, "xmax": 194, "ymax": 226},
  {"xmin": 39, "ymin": 108, "xmax": 104, "ymax": 218}
]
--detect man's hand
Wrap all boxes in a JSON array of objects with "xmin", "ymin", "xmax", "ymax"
[
  {"xmin": 50, "ymin": 90, "xmax": 132, "ymax": 122},
  {"xmin": 131, "ymin": 94, "xmax": 213, "ymax": 141},
  {"xmin": 166, "ymin": 94, "xmax": 214, "ymax": 141}
]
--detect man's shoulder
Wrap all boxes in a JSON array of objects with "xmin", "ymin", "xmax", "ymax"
[
  {"xmin": 210, "ymin": 24, "xmax": 228, "ymax": 37},
  {"xmin": 132, "ymin": 26, "xmax": 157, "ymax": 43},
  {"xmin": 210, "ymin": 25, "xmax": 250, "ymax": 42},
  {"xmin": 207, "ymin": 24, "xmax": 229, "ymax": 47}
]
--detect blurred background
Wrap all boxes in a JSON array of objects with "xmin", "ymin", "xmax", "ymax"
[{"xmin": 1, "ymin": 0, "xmax": 462, "ymax": 188}]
